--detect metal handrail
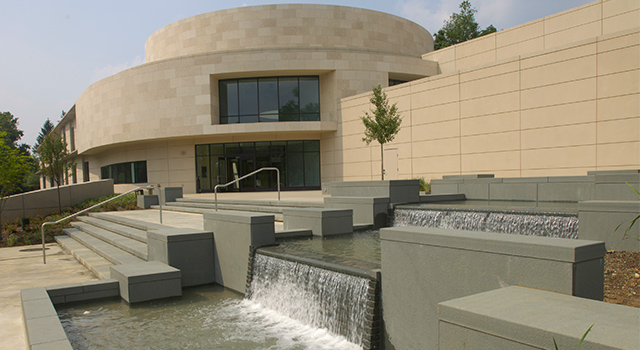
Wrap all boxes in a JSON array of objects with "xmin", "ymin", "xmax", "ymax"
[
  {"xmin": 41, "ymin": 184, "xmax": 163, "ymax": 264},
  {"xmin": 214, "ymin": 167, "xmax": 280, "ymax": 211}
]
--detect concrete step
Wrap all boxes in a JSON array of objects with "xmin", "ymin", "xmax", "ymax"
[
  {"xmin": 71, "ymin": 222, "xmax": 148, "ymax": 260},
  {"xmin": 64, "ymin": 228, "xmax": 146, "ymax": 266},
  {"xmin": 77, "ymin": 216, "xmax": 148, "ymax": 243},
  {"xmin": 87, "ymin": 212, "xmax": 168, "ymax": 232},
  {"xmin": 155, "ymin": 202, "xmax": 284, "ymax": 221},
  {"xmin": 56, "ymin": 235, "xmax": 113, "ymax": 279},
  {"xmin": 177, "ymin": 197, "xmax": 323, "ymax": 209}
]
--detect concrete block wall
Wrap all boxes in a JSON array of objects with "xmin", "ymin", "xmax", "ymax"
[
  {"xmin": 439, "ymin": 286, "xmax": 639, "ymax": 350},
  {"xmin": 147, "ymin": 228, "xmax": 215, "ymax": 287},
  {"xmin": 1, "ymin": 179, "xmax": 114, "ymax": 224},
  {"xmin": 380, "ymin": 226, "xmax": 606, "ymax": 350},
  {"xmin": 203, "ymin": 211, "xmax": 275, "ymax": 294}
]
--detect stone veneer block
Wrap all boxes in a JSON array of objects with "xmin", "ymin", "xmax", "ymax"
[
  {"xmin": 159, "ymin": 187, "xmax": 183, "ymax": 204},
  {"xmin": 203, "ymin": 211, "xmax": 275, "ymax": 294},
  {"xmin": 137, "ymin": 194, "xmax": 158, "ymax": 209},
  {"xmin": 147, "ymin": 228, "xmax": 215, "ymax": 287},
  {"xmin": 110, "ymin": 262, "xmax": 181, "ymax": 304},
  {"xmin": 329, "ymin": 180, "xmax": 419, "ymax": 204},
  {"xmin": 283, "ymin": 208, "xmax": 353, "ymax": 236},
  {"xmin": 439, "ymin": 286, "xmax": 639, "ymax": 350},
  {"xmin": 380, "ymin": 226, "xmax": 605, "ymax": 350},
  {"xmin": 46, "ymin": 280, "xmax": 120, "ymax": 305},
  {"xmin": 324, "ymin": 196, "xmax": 389, "ymax": 228}
]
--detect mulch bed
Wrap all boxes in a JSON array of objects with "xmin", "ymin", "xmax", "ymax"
[{"xmin": 604, "ymin": 251, "xmax": 639, "ymax": 308}]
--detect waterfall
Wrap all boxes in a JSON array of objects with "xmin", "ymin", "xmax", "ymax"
[
  {"xmin": 247, "ymin": 253, "xmax": 372, "ymax": 349},
  {"xmin": 393, "ymin": 208, "xmax": 579, "ymax": 239}
]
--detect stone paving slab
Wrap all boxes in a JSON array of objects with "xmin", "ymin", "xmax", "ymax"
[{"xmin": 0, "ymin": 243, "xmax": 98, "ymax": 350}]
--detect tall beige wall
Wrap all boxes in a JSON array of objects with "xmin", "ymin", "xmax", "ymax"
[
  {"xmin": 338, "ymin": 28, "xmax": 640, "ymax": 181},
  {"xmin": 423, "ymin": 0, "xmax": 639, "ymax": 74}
]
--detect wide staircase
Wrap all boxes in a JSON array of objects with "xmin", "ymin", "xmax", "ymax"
[
  {"xmin": 56, "ymin": 197, "xmax": 325, "ymax": 280},
  {"xmin": 150, "ymin": 197, "xmax": 324, "ymax": 221},
  {"xmin": 56, "ymin": 212, "xmax": 170, "ymax": 279}
]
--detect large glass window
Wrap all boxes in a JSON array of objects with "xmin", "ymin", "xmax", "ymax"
[
  {"xmin": 100, "ymin": 161, "xmax": 147, "ymax": 184},
  {"xmin": 195, "ymin": 140, "xmax": 320, "ymax": 192},
  {"xmin": 219, "ymin": 76, "xmax": 320, "ymax": 124}
]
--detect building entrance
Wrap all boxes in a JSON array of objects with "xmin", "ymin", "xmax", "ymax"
[{"xmin": 195, "ymin": 141, "xmax": 320, "ymax": 193}]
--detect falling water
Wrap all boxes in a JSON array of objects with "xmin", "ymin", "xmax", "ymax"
[
  {"xmin": 393, "ymin": 208, "xmax": 579, "ymax": 239},
  {"xmin": 248, "ymin": 253, "xmax": 371, "ymax": 348}
]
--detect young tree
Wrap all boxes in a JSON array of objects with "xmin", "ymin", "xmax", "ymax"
[
  {"xmin": 361, "ymin": 85, "xmax": 402, "ymax": 180},
  {"xmin": 433, "ymin": 1, "xmax": 497, "ymax": 50},
  {"xmin": 35, "ymin": 131, "xmax": 75, "ymax": 213},
  {"xmin": 0, "ymin": 132, "xmax": 33, "ymax": 223}
]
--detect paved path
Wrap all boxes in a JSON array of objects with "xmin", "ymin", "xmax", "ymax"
[{"xmin": 0, "ymin": 243, "xmax": 98, "ymax": 350}]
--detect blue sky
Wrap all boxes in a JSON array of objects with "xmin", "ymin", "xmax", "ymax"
[{"xmin": 0, "ymin": 0, "xmax": 594, "ymax": 147}]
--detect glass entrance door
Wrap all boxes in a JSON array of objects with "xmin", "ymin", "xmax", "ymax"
[{"xmin": 216, "ymin": 156, "xmax": 255, "ymax": 192}]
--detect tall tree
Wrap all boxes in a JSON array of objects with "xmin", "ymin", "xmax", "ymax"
[
  {"xmin": 35, "ymin": 131, "xmax": 75, "ymax": 213},
  {"xmin": 433, "ymin": 1, "xmax": 497, "ymax": 50},
  {"xmin": 34, "ymin": 118, "xmax": 55, "ymax": 150},
  {"xmin": 361, "ymin": 85, "xmax": 402, "ymax": 180},
  {"xmin": 0, "ymin": 132, "xmax": 33, "ymax": 223},
  {"xmin": 0, "ymin": 111, "xmax": 25, "ymax": 149}
]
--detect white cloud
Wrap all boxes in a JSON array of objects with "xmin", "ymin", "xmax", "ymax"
[
  {"xmin": 475, "ymin": 0, "xmax": 516, "ymax": 29},
  {"xmin": 90, "ymin": 55, "xmax": 145, "ymax": 84}
]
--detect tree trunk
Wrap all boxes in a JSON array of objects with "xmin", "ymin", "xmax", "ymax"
[
  {"xmin": 56, "ymin": 183, "xmax": 62, "ymax": 213},
  {"xmin": 380, "ymin": 144, "xmax": 384, "ymax": 180}
]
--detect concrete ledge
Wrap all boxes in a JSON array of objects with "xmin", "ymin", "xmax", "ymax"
[
  {"xmin": 283, "ymin": 208, "xmax": 353, "ymax": 236},
  {"xmin": 439, "ymin": 286, "xmax": 640, "ymax": 350},
  {"xmin": 110, "ymin": 262, "xmax": 181, "ymax": 303},
  {"xmin": 45, "ymin": 280, "xmax": 120, "ymax": 305},
  {"xmin": 20, "ymin": 287, "xmax": 73, "ymax": 350},
  {"xmin": 324, "ymin": 196, "xmax": 389, "ymax": 228},
  {"xmin": 419, "ymin": 193, "xmax": 466, "ymax": 203},
  {"xmin": 380, "ymin": 226, "xmax": 606, "ymax": 350},
  {"xmin": 147, "ymin": 228, "xmax": 215, "ymax": 287},
  {"xmin": 275, "ymin": 229, "xmax": 313, "ymax": 240}
]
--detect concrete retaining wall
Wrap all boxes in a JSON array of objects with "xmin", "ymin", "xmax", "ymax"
[
  {"xmin": 431, "ymin": 170, "xmax": 640, "ymax": 202},
  {"xmin": 329, "ymin": 180, "xmax": 419, "ymax": 204},
  {"xmin": 2, "ymin": 180, "xmax": 114, "ymax": 224},
  {"xmin": 579, "ymin": 201, "xmax": 640, "ymax": 252},
  {"xmin": 203, "ymin": 211, "xmax": 275, "ymax": 294},
  {"xmin": 439, "ymin": 286, "xmax": 639, "ymax": 350},
  {"xmin": 380, "ymin": 226, "xmax": 606, "ymax": 350}
]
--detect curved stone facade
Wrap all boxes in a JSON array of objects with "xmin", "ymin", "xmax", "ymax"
[
  {"xmin": 144, "ymin": 4, "xmax": 433, "ymax": 62},
  {"xmin": 68, "ymin": 4, "xmax": 436, "ymax": 193}
]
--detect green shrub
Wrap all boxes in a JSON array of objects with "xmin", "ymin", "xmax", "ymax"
[
  {"xmin": 0, "ymin": 192, "xmax": 138, "ymax": 248},
  {"xmin": 416, "ymin": 177, "xmax": 431, "ymax": 192}
]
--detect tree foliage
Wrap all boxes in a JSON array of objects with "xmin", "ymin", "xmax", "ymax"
[
  {"xmin": 433, "ymin": 1, "xmax": 497, "ymax": 50},
  {"xmin": 0, "ymin": 132, "xmax": 34, "ymax": 222},
  {"xmin": 35, "ymin": 131, "xmax": 75, "ymax": 212},
  {"xmin": 361, "ymin": 85, "xmax": 402, "ymax": 180},
  {"xmin": 34, "ymin": 118, "xmax": 55, "ymax": 150}
]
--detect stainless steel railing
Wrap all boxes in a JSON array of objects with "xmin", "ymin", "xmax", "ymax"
[
  {"xmin": 214, "ymin": 167, "xmax": 280, "ymax": 211},
  {"xmin": 40, "ymin": 184, "xmax": 163, "ymax": 264}
]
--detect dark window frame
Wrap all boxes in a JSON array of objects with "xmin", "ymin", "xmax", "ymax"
[
  {"xmin": 219, "ymin": 76, "xmax": 320, "ymax": 124},
  {"xmin": 100, "ymin": 161, "xmax": 147, "ymax": 184}
]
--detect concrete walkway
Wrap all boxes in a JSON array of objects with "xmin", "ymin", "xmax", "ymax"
[{"xmin": 0, "ymin": 243, "xmax": 98, "ymax": 350}]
